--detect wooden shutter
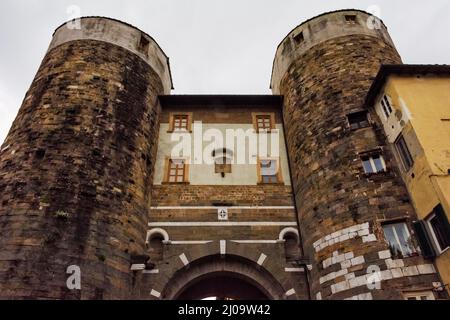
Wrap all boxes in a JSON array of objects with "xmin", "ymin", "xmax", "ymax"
[{"xmin": 412, "ymin": 220, "xmax": 436, "ymax": 259}]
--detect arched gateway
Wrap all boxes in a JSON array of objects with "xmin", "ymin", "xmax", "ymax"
[{"xmin": 164, "ymin": 255, "xmax": 285, "ymax": 300}]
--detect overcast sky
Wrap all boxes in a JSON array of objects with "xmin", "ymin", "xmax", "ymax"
[{"xmin": 1, "ymin": 0, "xmax": 449, "ymax": 144}]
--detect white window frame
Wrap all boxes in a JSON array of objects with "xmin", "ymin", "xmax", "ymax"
[
  {"xmin": 361, "ymin": 154, "xmax": 386, "ymax": 174},
  {"xmin": 426, "ymin": 213, "xmax": 450, "ymax": 254},
  {"xmin": 382, "ymin": 222, "xmax": 416, "ymax": 257},
  {"xmin": 380, "ymin": 94, "xmax": 393, "ymax": 120},
  {"xmin": 403, "ymin": 291, "xmax": 435, "ymax": 300}
]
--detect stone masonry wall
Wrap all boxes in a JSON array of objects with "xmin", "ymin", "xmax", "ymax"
[
  {"xmin": 0, "ymin": 40, "xmax": 164, "ymax": 299},
  {"xmin": 278, "ymin": 34, "xmax": 444, "ymax": 299}
]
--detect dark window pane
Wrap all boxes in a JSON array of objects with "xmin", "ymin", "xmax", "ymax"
[
  {"xmin": 395, "ymin": 136, "xmax": 414, "ymax": 170},
  {"xmin": 430, "ymin": 215, "xmax": 450, "ymax": 251}
]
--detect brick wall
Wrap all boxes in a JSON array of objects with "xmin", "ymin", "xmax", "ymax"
[
  {"xmin": 0, "ymin": 40, "xmax": 164, "ymax": 299},
  {"xmin": 278, "ymin": 34, "xmax": 443, "ymax": 299}
]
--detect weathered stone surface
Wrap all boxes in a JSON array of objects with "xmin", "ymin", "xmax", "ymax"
[
  {"xmin": 0, "ymin": 39, "xmax": 164, "ymax": 299},
  {"xmin": 273, "ymin": 17, "xmax": 443, "ymax": 299}
]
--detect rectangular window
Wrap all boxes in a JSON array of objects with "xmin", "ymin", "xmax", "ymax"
[
  {"xmin": 380, "ymin": 95, "xmax": 393, "ymax": 119},
  {"xmin": 138, "ymin": 34, "xmax": 150, "ymax": 54},
  {"xmin": 426, "ymin": 204, "xmax": 450, "ymax": 254},
  {"xmin": 345, "ymin": 15, "xmax": 357, "ymax": 24},
  {"xmin": 165, "ymin": 158, "xmax": 188, "ymax": 183},
  {"xmin": 252, "ymin": 113, "xmax": 275, "ymax": 133},
  {"xmin": 361, "ymin": 153, "xmax": 386, "ymax": 174},
  {"xmin": 347, "ymin": 111, "xmax": 369, "ymax": 130},
  {"xmin": 382, "ymin": 222, "xmax": 416, "ymax": 258},
  {"xmin": 168, "ymin": 113, "xmax": 192, "ymax": 132},
  {"xmin": 395, "ymin": 135, "xmax": 414, "ymax": 171},
  {"xmin": 403, "ymin": 291, "xmax": 435, "ymax": 300},
  {"xmin": 293, "ymin": 31, "xmax": 304, "ymax": 44},
  {"xmin": 258, "ymin": 158, "xmax": 282, "ymax": 184}
]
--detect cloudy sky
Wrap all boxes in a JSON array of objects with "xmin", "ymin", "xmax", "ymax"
[{"xmin": 1, "ymin": 0, "xmax": 449, "ymax": 144}]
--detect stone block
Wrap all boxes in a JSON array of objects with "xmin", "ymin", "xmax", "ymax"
[
  {"xmin": 417, "ymin": 264, "xmax": 436, "ymax": 274},
  {"xmin": 351, "ymin": 255, "xmax": 365, "ymax": 266},
  {"xmin": 378, "ymin": 250, "xmax": 391, "ymax": 260}
]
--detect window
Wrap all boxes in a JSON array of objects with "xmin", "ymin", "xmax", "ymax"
[
  {"xmin": 258, "ymin": 158, "xmax": 282, "ymax": 184},
  {"xmin": 347, "ymin": 111, "xmax": 369, "ymax": 130},
  {"xmin": 213, "ymin": 148, "xmax": 233, "ymax": 176},
  {"xmin": 283, "ymin": 233, "xmax": 301, "ymax": 262},
  {"xmin": 293, "ymin": 31, "xmax": 304, "ymax": 44},
  {"xmin": 426, "ymin": 204, "xmax": 450, "ymax": 254},
  {"xmin": 403, "ymin": 291, "xmax": 435, "ymax": 300},
  {"xmin": 168, "ymin": 113, "xmax": 192, "ymax": 132},
  {"xmin": 395, "ymin": 135, "xmax": 414, "ymax": 171},
  {"xmin": 252, "ymin": 113, "xmax": 275, "ymax": 133},
  {"xmin": 138, "ymin": 34, "xmax": 150, "ymax": 55},
  {"xmin": 380, "ymin": 95, "xmax": 393, "ymax": 119},
  {"xmin": 148, "ymin": 234, "xmax": 164, "ymax": 261},
  {"xmin": 165, "ymin": 158, "xmax": 188, "ymax": 183},
  {"xmin": 345, "ymin": 15, "xmax": 357, "ymax": 24},
  {"xmin": 382, "ymin": 222, "xmax": 416, "ymax": 258},
  {"xmin": 361, "ymin": 153, "xmax": 386, "ymax": 174}
]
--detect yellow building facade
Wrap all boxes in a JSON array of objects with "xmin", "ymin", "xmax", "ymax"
[{"xmin": 367, "ymin": 65, "xmax": 450, "ymax": 295}]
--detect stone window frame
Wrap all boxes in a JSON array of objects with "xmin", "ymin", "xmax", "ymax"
[
  {"xmin": 163, "ymin": 157, "xmax": 190, "ymax": 184},
  {"xmin": 257, "ymin": 156, "xmax": 283, "ymax": 185},
  {"xmin": 168, "ymin": 112, "xmax": 193, "ymax": 133},
  {"xmin": 344, "ymin": 15, "xmax": 357, "ymax": 24},
  {"xmin": 137, "ymin": 33, "xmax": 150, "ymax": 56},
  {"xmin": 359, "ymin": 149, "xmax": 387, "ymax": 175},
  {"xmin": 346, "ymin": 110, "xmax": 371, "ymax": 130},
  {"xmin": 381, "ymin": 220, "xmax": 417, "ymax": 259},
  {"xmin": 402, "ymin": 290, "xmax": 435, "ymax": 300},
  {"xmin": 252, "ymin": 112, "xmax": 276, "ymax": 133}
]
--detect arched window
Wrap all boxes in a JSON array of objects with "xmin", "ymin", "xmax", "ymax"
[
  {"xmin": 279, "ymin": 227, "xmax": 301, "ymax": 261},
  {"xmin": 146, "ymin": 228, "xmax": 169, "ymax": 261},
  {"xmin": 212, "ymin": 148, "xmax": 233, "ymax": 177},
  {"xmin": 148, "ymin": 234, "xmax": 164, "ymax": 261}
]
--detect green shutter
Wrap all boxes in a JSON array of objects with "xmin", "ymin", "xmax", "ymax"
[{"xmin": 412, "ymin": 220, "xmax": 436, "ymax": 259}]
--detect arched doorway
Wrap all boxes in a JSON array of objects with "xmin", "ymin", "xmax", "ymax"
[
  {"xmin": 162, "ymin": 254, "xmax": 286, "ymax": 300},
  {"xmin": 176, "ymin": 272, "xmax": 269, "ymax": 300}
]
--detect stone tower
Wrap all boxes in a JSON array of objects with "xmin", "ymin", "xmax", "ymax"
[
  {"xmin": 271, "ymin": 9, "xmax": 443, "ymax": 300},
  {"xmin": 0, "ymin": 17, "xmax": 172, "ymax": 299}
]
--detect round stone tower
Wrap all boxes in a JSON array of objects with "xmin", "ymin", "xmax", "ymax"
[
  {"xmin": 272, "ymin": 10, "xmax": 442, "ymax": 300},
  {"xmin": 0, "ymin": 17, "xmax": 172, "ymax": 299}
]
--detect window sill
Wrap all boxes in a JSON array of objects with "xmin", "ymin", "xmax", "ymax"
[
  {"xmin": 167, "ymin": 130, "xmax": 192, "ymax": 134},
  {"xmin": 257, "ymin": 182, "xmax": 285, "ymax": 186},
  {"xmin": 363, "ymin": 170, "xmax": 389, "ymax": 178},
  {"xmin": 349, "ymin": 125, "xmax": 372, "ymax": 132},
  {"xmin": 436, "ymin": 246, "xmax": 450, "ymax": 256},
  {"xmin": 162, "ymin": 182, "xmax": 190, "ymax": 185}
]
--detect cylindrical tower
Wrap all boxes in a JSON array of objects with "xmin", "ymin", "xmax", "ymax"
[
  {"xmin": 272, "ymin": 10, "xmax": 442, "ymax": 300},
  {"xmin": 0, "ymin": 17, "xmax": 172, "ymax": 299}
]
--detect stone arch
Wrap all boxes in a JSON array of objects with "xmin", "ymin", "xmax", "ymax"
[
  {"xmin": 279, "ymin": 227, "xmax": 301, "ymax": 261},
  {"xmin": 161, "ymin": 254, "xmax": 286, "ymax": 300},
  {"xmin": 146, "ymin": 228, "xmax": 169, "ymax": 261},
  {"xmin": 146, "ymin": 228, "xmax": 170, "ymax": 244},
  {"xmin": 279, "ymin": 227, "xmax": 299, "ymax": 242}
]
